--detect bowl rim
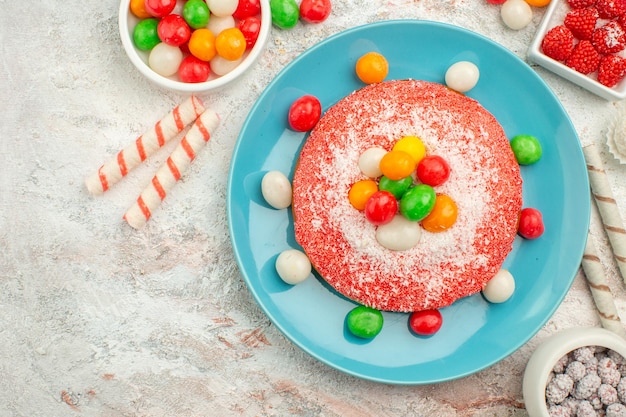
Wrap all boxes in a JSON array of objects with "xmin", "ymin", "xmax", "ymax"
[
  {"xmin": 523, "ymin": 327, "xmax": 626, "ymax": 417},
  {"xmin": 117, "ymin": 0, "xmax": 272, "ymax": 92}
]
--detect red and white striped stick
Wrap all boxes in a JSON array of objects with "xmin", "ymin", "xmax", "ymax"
[
  {"xmin": 123, "ymin": 109, "xmax": 220, "ymax": 229},
  {"xmin": 85, "ymin": 95, "xmax": 206, "ymax": 195}
]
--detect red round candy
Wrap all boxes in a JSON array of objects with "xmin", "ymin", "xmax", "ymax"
[
  {"xmin": 237, "ymin": 16, "xmax": 262, "ymax": 49},
  {"xmin": 144, "ymin": 0, "xmax": 177, "ymax": 18},
  {"xmin": 233, "ymin": 0, "xmax": 262, "ymax": 19},
  {"xmin": 364, "ymin": 191, "xmax": 398, "ymax": 226},
  {"xmin": 288, "ymin": 95, "xmax": 322, "ymax": 132},
  {"xmin": 299, "ymin": 0, "xmax": 332, "ymax": 24},
  {"xmin": 178, "ymin": 55, "xmax": 211, "ymax": 83},
  {"xmin": 158, "ymin": 14, "xmax": 191, "ymax": 46},
  {"xmin": 518, "ymin": 207, "xmax": 545, "ymax": 239},
  {"xmin": 416, "ymin": 155, "xmax": 450, "ymax": 186},
  {"xmin": 409, "ymin": 309, "xmax": 443, "ymax": 336}
]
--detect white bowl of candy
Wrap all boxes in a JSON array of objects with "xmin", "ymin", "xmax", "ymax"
[
  {"xmin": 523, "ymin": 327, "xmax": 626, "ymax": 416},
  {"xmin": 118, "ymin": 0, "xmax": 271, "ymax": 92}
]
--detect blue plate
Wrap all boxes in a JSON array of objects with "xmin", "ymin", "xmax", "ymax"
[{"xmin": 227, "ymin": 20, "xmax": 590, "ymax": 384}]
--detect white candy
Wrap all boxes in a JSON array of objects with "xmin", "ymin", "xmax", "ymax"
[
  {"xmin": 445, "ymin": 61, "xmax": 480, "ymax": 93},
  {"xmin": 501, "ymin": 0, "xmax": 533, "ymax": 31},
  {"xmin": 148, "ymin": 43, "xmax": 183, "ymax": 77},
  {"xmin": 275, "ymin": 249, "xmax": 312, "ymax": 285},
  {"xmin": 211, "ymin": 55, "xmax": 243, "ymax": 76},
  {"xmin": 358, "ymin": 147, "xmax": 387, "ymax": 178},
  {"xmin": 207, "ymin": 0, "xmax": 238, "ymax": 17},
  {"xmin": 375, "ymin": 215, "xmax": 422, "ymax": 251},
  {"xmin": 207, "ymin": 15, "xmax": 236, "ymax": 36},
  {"xmin": 261, "ymin": 171, "xmax": 292, "ymax": 209},
  {"xmin": 482, "ymin": 269, "xmax": 516, "ymax": 303}
]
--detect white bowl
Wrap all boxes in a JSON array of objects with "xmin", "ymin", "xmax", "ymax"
[
  {"xmin": 523, "ymin": 327, "xmax": 626, "ymax": 417},
  {"xmin": 527, "ymin": 0, "xmax": 626, "ymax": 101},
  {"xmin": 118, "ymin": 0, "xmax": 271, "ymax": 92}
]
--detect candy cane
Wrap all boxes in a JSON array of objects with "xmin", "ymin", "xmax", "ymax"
[
  {"xmin": 85, "ymin": 95, "xmax": 206, "ymax": 195},
  {"xmin": 123, "ymin": 109, "xmax": 220, "ymax": 229}
]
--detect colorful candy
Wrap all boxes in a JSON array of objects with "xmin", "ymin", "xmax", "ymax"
[
  {"xmin": 421, "ymin": 194, "xmax": 458, "ymax": 232},
  {"xmin": 275, "ymin": 249, "xmax": 312, "ymax": 284},
  {"xmin": 270, "ymin": 0, "xmax": 300, "ymax": 29},
  {"xmin": 346, "ymin": 306, "xmax": 384, "ymax": 339},
  {"xmin": 183, "ymin": 0, "xmax": 210, "ymax": 29},
  {"xmin": 288, "ymin": 95, "xmax": 322, "ymax": 132},
  {"xmin": 482, "ymin": 269, "xmax": 516, "ymax": 303},
  {"xmin": 510, "ymin": 134, "xmax": 542, "ymax": 165},
  {"xmin": 416, "ymin": 155, "xmax": 450, "ymax": 186},
  {"xmin": 399, "ymin": 184, "xmax": 436, "ymax": 221},
  {"xmin": 409, "ymin": 309, "xmax": 443, "ymax": 336},
  {"xmin": 518, "ymin": 207, "xmax": 545, "ymax": 239},
  {"xmin": 375, "ymin": 215, "xmax": 422, "ymax": 251},
  {"xmin": 130, "ymin": 0, "xmax": 264, "ymax": 84},
  {"xmin": 133, "ymin": 18, "xmax": 161, "ymax": 51},
  {"xmin": 355, "ymin": 52, "xmax": 389, "ymax": 84},
  {"xmin": 358, "ymin": 147, "xmax": 386, "ymax": 178},
  {"xmin": 501, "ymin": 0, "xmax": 533, "ymax": 30},
  {"xmin": 379, "ymin": 150, "xmax": 416, "ymax": 181},
  {"xmin": 364, "ymin": 191, "xmax": 398, "ymax": 225},
  {"xmin": 299, "ymin": 0, "xmax": 332, "ymax": 23},
  {"xmin": 261, "ymin": 171, "xmax": 292, "ymax": 209},
  {"xmin": 378, "ymin": 175, "xmax": 412, "ymax": 199},
  {"xmin": 348, "ymin": 179, "xmax": 378, "ymax": 211},
  {"xmin": 445, "ymin": 61, "xmax": 480, "ymax": 93},
  {"xmin": 392, "ymin": 135, "xmax": 426, "ymax": 164}
]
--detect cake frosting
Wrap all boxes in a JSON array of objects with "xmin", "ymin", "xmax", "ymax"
[{"xmin": 291, "ymin": 79, "xmax": 523, "ymax": 313}]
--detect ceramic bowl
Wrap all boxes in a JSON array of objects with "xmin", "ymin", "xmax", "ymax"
[
  {"xmin": 523, "ymin": 327, "xmax": 626, "ymax": 416},
  {"xmin": 527, "ymin": 0, "xmax": 626, "ymax": 101},
  {"xmin": 118, "ymin": 0, "xmax": 271, "ymax": 93}
]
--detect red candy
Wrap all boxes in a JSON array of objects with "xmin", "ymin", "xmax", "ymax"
[
  {"xmin": 416, "ymin": 155, "xmax": 450, "ymax": 186},
  {"xmin": 299, "ymin": 0, "xmax": 332, "ymax": 23},
  {"xmin": 288, "ymin": 95, "xmax": 322, "ymax": 132},
  {"xmin": 364, "ymin": 191, "xmax": 398, "ymax": 226},
  {"xmin": 238, "ymin": 16, "xmax": 262, "ymax": 49},
  {"xmin": 144, "ymin": 0, "xmax": 177, "ymax": 18},
  {"xmin": 233, "ymin": 0, "xmax": 262, "ymax": 19},
  {"xmin": 409, "ymin": 309, "xmax": 443, "ymax": 336},
  {"xmin": 178, "ymin": 55, "xmax": 211, "ymax": 82},
  {"xmin": 158, "ymin": 14, "xmax": 191, "ymax": 46},
  {"xmin": 518, "ymin": 207, "xmax": 545, "ymax": 239}
]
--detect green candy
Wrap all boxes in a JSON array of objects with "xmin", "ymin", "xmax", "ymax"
[
  {"xmin": 346, "ymin": 306, "xmax": 384, "ymax": 339},
  {"xmin": 133, "ymin": 18, "xmax": 160, "ymax": 51},
  {"xmin": 510, "ymin": 134, "xmax": 542, "ymax": 165},
  {"xmin": 399, "ymin": 184, "xmax": 436, "ymax": 221},
  {"xmin": 183, "ymin": 0, "xmax": 210, "ymax": 30},
  {"xmin": 379, "ymin": 175, "xmax": 413, "ymax": 199},
  {"xmin": 270, "ymin": 0, "xmax": 300, "ymax": 29}
]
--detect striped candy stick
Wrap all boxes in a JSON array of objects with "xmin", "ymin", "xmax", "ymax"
[
  {"xmin": 85, "ymin": 95, "xmax": 206, "ymax": 195},
  {"xmin": 581, "ymin": 231, "xmax": 626, "ymax": 338},
  {"xmin": 123, "ymin": 109, "xmax": 220, "ymax": 229},
  {"xmin": 583, "ymin": 144, "xmax": 626, "ymax": 285}
]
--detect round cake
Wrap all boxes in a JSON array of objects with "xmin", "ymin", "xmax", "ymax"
[{"xmin": 292, "ymin": 79, "xmax": 523, "ymax": 313}]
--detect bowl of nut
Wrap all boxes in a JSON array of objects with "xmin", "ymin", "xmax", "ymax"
[
  {"xmin": 118, "ymin": 0, "xmax": 271, "ymax": 92},
  {"xmin": 523, "ymin": 327, "xmax": 626, "ymax": 416}
]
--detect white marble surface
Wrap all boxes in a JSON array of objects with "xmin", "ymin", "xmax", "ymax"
[{"xmin": 2, "ymin": 0, "xmax": 626, "ymax": 416}]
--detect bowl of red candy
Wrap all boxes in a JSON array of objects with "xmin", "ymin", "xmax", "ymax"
[
  {"xmin": 523, "ymin": 327, "xmax": 626, "ymax": 416},
  {"xmin": 528, "ymin": 0, "xmax": 626, "ymax": 100},
  {"xmin": 118, "ymin": 0, "xmax": 271, "ymax": 92}
]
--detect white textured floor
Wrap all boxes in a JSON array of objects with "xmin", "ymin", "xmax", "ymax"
[{"xmin": 2, "ymin": 1, "xmax": 626, "ymax": 416}]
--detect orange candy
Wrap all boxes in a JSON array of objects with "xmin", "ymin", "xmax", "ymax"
[
  {"xmin": 130, "ymin": 0, "xmax": 152, "ymax": 19},
  {"xmin": 355, "ymin": 52, "xmax": 389, "ymax": 84},
  {"xmin": 189, "ymin": 28, "xmax": 217, "ymax": 62},
  {"xmin": 421, "ymin": 194, "xmax": 458, "ymax": 232},
  {"xmin": 348, "ymin": 180, "xmax": 378, "ymax": 210},
  {"xmin": 525, "ymin": 0, "xmax": 551, "ymax": 6},
  {"xmin": 379, "ymin": 150, "xmax": 416, "ymax": 181},
  {"xmin": 215, "ymin": 27, "xmax": 247, "ymax": 61}
]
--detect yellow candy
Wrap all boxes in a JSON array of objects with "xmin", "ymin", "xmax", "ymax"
[{"xmin": 392, "ymin": 136, "xmax": 426, "ymax": 164}]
